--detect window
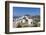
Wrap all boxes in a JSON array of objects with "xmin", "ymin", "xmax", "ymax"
[{"xmin": 31, "ymin": 22, "xmax": 32, "ymax": 24}]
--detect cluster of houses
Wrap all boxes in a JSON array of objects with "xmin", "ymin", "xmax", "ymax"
[{"xmin": 13, "ymin": 15, "xmax": 40, "ymax": 28}]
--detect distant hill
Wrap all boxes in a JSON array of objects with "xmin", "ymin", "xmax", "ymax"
[
  {"xmin": 13, "ymin": 15, "xmax": 40, "ymax": 20},
  {"xmin": 31, "ymin": 15, "xmax": 40, "ymax": 19},
  {"xmin": 24, "ymin": 14, "xmax": 31, "ymax": 16},
  {"xmin": 13, "ymin": 16, "xmax": 21, "ymax": 19},
  {"xmin": 13, "ymin": 14, "xmax": 31, "ymax": 19}
]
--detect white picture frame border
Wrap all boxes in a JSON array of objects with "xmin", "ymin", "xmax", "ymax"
[{"xmin": 9, "ymin": 3, "xmax": 44, "ymax": 32}]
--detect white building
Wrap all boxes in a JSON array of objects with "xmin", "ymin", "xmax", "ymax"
[{"xmin": 14, "ymin": 16, "xmax": 34, "ymax": 27}]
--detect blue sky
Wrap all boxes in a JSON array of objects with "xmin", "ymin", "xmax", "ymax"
[{"xmin": 13, "ymin": 7, "xmax": 40, "ymax": 16}]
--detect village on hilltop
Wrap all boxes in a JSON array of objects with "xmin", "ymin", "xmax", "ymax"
[{"xmin": 13, "ymin": 15, "xmax": 40, "ymax": 28}]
